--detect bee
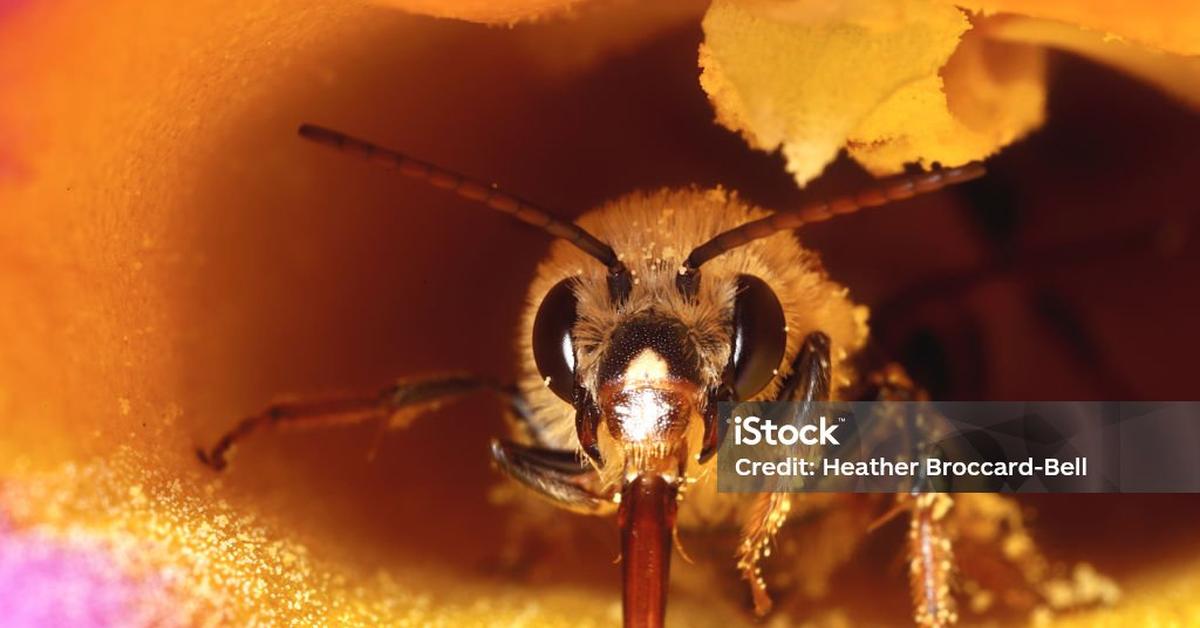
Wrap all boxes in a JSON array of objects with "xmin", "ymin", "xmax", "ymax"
[{"xmin": 198, "ymin": 125, "xmax": 1064, "ymax": 627}]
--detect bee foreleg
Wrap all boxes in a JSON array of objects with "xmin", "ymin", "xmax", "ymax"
[
  {"xmin": 736, "ymin": 331, "xmax": 831, "ymax": 616},
  {"xmin": 736, "ymin": 492, "xmax": 791, "ymax": 616},
  {"xmin": 198, "ymin": 373, "xmax": 528, "ymax": 470},
  {"xmin": 777, "ymin": 331, "xmax": 831, "ymax": 408},
  {"xmin": 490, "ymin": 440, "xmax": 616, "ymax": 515}
]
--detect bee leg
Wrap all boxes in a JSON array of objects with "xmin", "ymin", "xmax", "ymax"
[
  {"xmin": 776, "ymin": 331, "xmax": 831, "ymax": 410},
  {"xmin": 198, "ymin": 373, "xmax": 530, "ymax": 470},
  {"xmin": 736, "ymin": 493, "xmax": 791, "ymax": 616},
  {"xmin": 736, "ymin": 331, "xmax": 831, "ymax": 616},
  {"xmin": 908, "ymin": 493, "xmax": 958, "ymax": 628},
  {"xmin": 858, "ymin": 365, "xmax": 959, "ymax": 626},
  {"xmin": 490, "ymin": 440, "xmax": 615, "ymax": 515}
]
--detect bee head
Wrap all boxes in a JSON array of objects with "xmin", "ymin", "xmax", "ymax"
[{"xmin": 531, "ymin": 269, "xmax": 787, "ymax": 478}]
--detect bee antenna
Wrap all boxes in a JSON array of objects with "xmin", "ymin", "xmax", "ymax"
[
  {"xmin": 297, "ymin": 124, "xmax": 632, "ymax": 300},
  {"xmin": 675, "ymin": 163, "xmax": 986, "ymax": 296}
]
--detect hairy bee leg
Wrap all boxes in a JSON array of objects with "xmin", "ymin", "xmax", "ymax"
[
  {"xmin": 863, "ymin": 364, "xmax": 1118, "ymax": 617},
  {"xmin": 736, "ymin": 493, "xmax": 791, "ymax": 616},
  {"xmin": 490, "ymin": 440, "xmax": 615, "ymax": 515},
  {"xmin": 776, "ymin": 331, "xmax": 831, "ymax": 410},
  {"xmin": 736, "ymin": 331, "xmax": 831, "ymax": 616},
  {"xmin": 198, "ymin": 374, "xmax": 530, "ymax": 471},
  {"xmin": 859, "ymin": 365, "xmax": 960, "ymax": 626},
  {"xmin": 908, "ymin": 493, "xmax": 958, "ymax": 628}
]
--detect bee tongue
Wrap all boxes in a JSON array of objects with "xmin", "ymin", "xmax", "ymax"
[{"xmin": 619, "ymin": 473, "xmax": 679, "ymax": 628}]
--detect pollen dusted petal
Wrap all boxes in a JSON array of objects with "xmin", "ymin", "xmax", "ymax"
[
  {"xmin": 847, "ymin": 20, "xmax": 1047, "ymax": 175},
  {"xmin": 699, "ymin": 0, "xmax": 1200, "ymax": 187},
  {"xmin": 699, "ymin": 0, "xmax": 971, "ymax": 186}
]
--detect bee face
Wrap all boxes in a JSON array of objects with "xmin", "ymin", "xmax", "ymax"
[
  {"xmin": 522, "ymin": 189, "xmax": 869, "ymax": 481},
  {"xmin": 531, "ymin": 274, "xmax": 717, "ymax": 475},
  {"xmin": 596, "ymin": 316, "xmax": 700, "ymax": 449}
]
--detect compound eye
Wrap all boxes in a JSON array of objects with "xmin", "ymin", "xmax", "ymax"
[
  {"xmin": 730, "ymin": 275, "xmax": 787, "ymax": 399},
  {"xmin": 532, "ymin": 279, "xmax": 579, "ymax": 402}
]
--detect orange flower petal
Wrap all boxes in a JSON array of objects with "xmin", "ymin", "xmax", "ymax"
[
  {"xmin": 373, "ymin": 0, "xmax": 584, "ymax": 25},
  {"xmin": 959, "ymin": 0, "xmax": 1200, "ymax": 56},
  {"xmin": 986, "ymin": 15, "xmax": 1200, "ymax": 110}
]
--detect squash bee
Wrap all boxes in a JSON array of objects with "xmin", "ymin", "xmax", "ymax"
[{"xmin": 199, "ymin": 124, "xmax": 1045, "ymax": 628}]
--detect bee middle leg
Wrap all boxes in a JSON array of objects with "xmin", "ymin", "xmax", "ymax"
[
  {"xmin": 860, "ymin": 365, "xmax": 961, "ymax": 627},
  {"xmin": 197, "ymin": 372, "xmax": 613, "ymax": 516}
]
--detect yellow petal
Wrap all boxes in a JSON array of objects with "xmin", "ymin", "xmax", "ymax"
[
  {"xmin": 700, "ymin": 0, "xmax": 972, "ymax": 186},
  {"xmin": 959, "ymin": 0, "xmax": 1200, "ymax": 56},
  {"xmin": 847, "ymin": 18, "xmax": 1046, "ymax": 174}
]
